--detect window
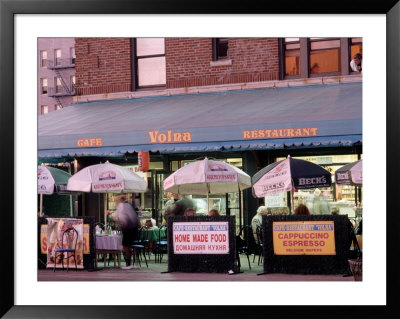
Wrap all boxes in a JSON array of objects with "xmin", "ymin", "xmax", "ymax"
[
  {"xmin": 40, "ymin": 51, "xmax": 47, "ymax": 67},
  {"xmin": 350, "ymin": 38, "xmax": 362, "ymax": 58},
  {"xmin": 309, "ymin": 38, "xmax": 341, "ymax": 74},
  {"xmin": 55, "ymin": 76, "xmax": 62, "ymax": 93},
  {"xmin": 41, "ymin": 78, "xmax": 48, "ymax": 94},
  {"xmin": 70, "ymin": 47, "xmax": 76, "ymax": 64},
  {"xmin": 41, "ymin": 105, "xmax": 48, "ymax": 114},
  {"xmin": 55, "ymin": 49, "xmax": 61, "ymax": 66},
  {"xmin": 55, "ymin": 104, "xmax": 62, "ymax": 111},
  {"xmin": 212, "ymin": 38, "xmax": 229, "ymax": 61},
  {"xmin": 135, "ymin": 38, "xmax": 166, "ymax": 87},
  {"xmin": 284, "ymin": 38, "xmax": 301, "ymax": 76},
  {"xmin": 350, "ymin": 38, "xmax": 362, "ymax": 72},
  {"xmin": 71, "ymin": 75, "xmax": 76, "ymax": 91}
]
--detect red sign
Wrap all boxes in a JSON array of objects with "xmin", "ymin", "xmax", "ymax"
[{"xmin": 138, "ymin": 150, "xmax": 149, "ymax": 172}]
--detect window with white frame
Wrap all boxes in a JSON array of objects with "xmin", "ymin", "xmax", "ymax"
[
  {"xmin": 41, "ymin": 78, "xmax": 48, "ymax": 94},
  {"xmin": 71, "ymin": 75, "xmax": 76, "ymax": 91},
  {"xmin": 41, "ymin": 105, "xmax": 48, "ymax": 114},
  {"xmin": 70, "ymin": 47, "xmax": 76, "ymax": 64},
  {"xmin": 40, "ymin": 50, "xmax": 47, "ymax": 67},
  {"xmin": 135, "ymin": 38, "xmax": 166, "ymax": 87},
  {"xmin": 55, "ymin": 76, "xmax": 62, "ymax": 93},
  {"xmin": 55, "ymin": 49, "xmax": 61, "ymax": 66}
]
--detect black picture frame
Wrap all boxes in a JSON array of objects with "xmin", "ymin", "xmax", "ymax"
[{"xmin": 1, "ymin": 0, "xmax": 399, "ymax": 317}]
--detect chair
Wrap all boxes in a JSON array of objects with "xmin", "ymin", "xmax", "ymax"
[
  {"xmin": 253, "ymin": 226, "xmax": 263, "ymax": 266},
  {"xmin": 53, "ymin": 227, "xmax": 78, "ymax": 272},
  {"xmin": 236, "ymin": 226, "xmax": 251, "ymax": 271},
  {"xmin": 154, "ymin": 225, "xmax": 168, "ymax": 263},
  {"xmin": 130, "ymin": 228, "xmax": 148, "ymax": 268}
]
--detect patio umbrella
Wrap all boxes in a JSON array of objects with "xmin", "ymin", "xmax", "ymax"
[
  {"xmin": 252, "ymin": 156, "xmax": 332, "ymax": 213},
  {"xmin": 163, "ymin": 157, "xmax": 251, "ymax": 212},
  {"xmin": 66, "ymin": 161, "xmax": 147, "ymax": 228},
  {"xmin": 38, "ymin": 164, "xmax": 73, "ymax": 215},
  {"xmin": 335, "ymin": 159, "xmax": 362, "ymax": 186}
]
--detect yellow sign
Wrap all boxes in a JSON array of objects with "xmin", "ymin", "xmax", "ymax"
[
  {"xmin": 243, "ymin": 127, "xmax": 318, "ymax": 139},
  {"xmin": 273, "ymin": 221, "xmax": 336, "ymax": 255},
  {"xmin": 40, "ymin": 224, "xmax": 90, "ymax": 254},
  {"xmin": 77, "ymin": 137, "xmax": 103, "ymax": 147},
  {"xmin": 83, "ymin": 224, "xmax": 90, "ymax": 254},
  {"xmin": 148, "ymin": 130, "xmax": 192, "ymax": 144}
]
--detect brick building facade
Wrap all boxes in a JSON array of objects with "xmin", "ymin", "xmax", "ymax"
[{"xmin": 74, "ymin": 38, "xmax": 280, "ymax": 96}]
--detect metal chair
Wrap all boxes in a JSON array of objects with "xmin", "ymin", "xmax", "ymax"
[
  {"xmin": 53, "ymin": 227, "xmax": 78, "ymax": 272},
  {"xmin": 253, "ymin": 226, "xmax": 263, "ymax": 265},
  {"xmin": 236, "ymin": 226, "xmax": 251, "ymax": 271},
  {"xmin": 130, "ymin": 228, "xmax": 148, "ymax": 268},
  {"xmin": 154, "ymin": 225, "xmax": 168, "ymax": 263}
]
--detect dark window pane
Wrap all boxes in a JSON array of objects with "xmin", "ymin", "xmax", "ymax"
[{"xmin": 217, "ymin": 38, "xmax": 228, "ymax": 58}]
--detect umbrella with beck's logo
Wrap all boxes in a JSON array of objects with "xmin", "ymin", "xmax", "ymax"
[
  {"xmin": 252, "ymin": 155, "xmax": 332, "ymax": 198},
  {"xmin": 334, "ymin": 159, "xmax": 362, "ymax": 186}
]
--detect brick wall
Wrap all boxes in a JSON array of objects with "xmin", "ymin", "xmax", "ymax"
[
  {"xmin": 166, "ymin": 38, "xmax": 280, "ymax": 88},
  {"xmin": 75, "ymin": 38, "xmax": 280, "ymax": 95},
  {"xmin": 75, "ymin": 38, "xmax": 132, "ymax": 95}
]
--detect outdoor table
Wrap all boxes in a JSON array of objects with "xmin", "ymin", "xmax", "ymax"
[
  {"xmin": 96, "ymin": 234, "xmax": 123, "ymax": 268},
  {"xmin": 139, "ymin": 227, "xmax": 165, "ymax": 242}
]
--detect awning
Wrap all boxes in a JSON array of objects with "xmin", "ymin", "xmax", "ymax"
[{"xmin": 38, "ymin": 82, "xmax": 362, "ymax": 158}]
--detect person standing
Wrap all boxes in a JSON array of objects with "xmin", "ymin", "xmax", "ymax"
[{"xmin": 114, "ymin": 195, "xmax": 139, "ymax": 269}]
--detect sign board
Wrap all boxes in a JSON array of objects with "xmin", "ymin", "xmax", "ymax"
[
  {"xmin": 172, "ymin": 222, "xmax": 229, "ymax": 254},
  {"xmin": 273, "ymin": 221, "xmax": 336, "ymax": 255},
  {"xmin": 41, "ymin": 224, "xmax": 90, "ymax": 255}
]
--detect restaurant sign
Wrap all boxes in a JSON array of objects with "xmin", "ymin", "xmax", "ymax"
[
  {"xmin": 173, "ymin": 222, "xmax": 229, "ymax": 254},
  {"xmin": 77, "ymin": 137, "xmax": 103, "ymax": 147},
  {"xmin": 273, "ymin": 221, "xmax": 336, "ymax": 255}
]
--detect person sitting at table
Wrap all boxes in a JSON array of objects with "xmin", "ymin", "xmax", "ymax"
[
  {"xmin": 114, "ymin": 195, "xmax": 139, "ymax": 269},
  {"xmin": 208, "ymin": 209, "xmax": 220, "ymax": 216},
  {"xmin": 145, "ymin": 218, "xmax": 158, "ymax": 229},
  {"xmin": 184, "ymin": 208, "xmax": 196, "ymax": 216},
  {"xmin": 294, "ymin": 204, "xmax": 311, "ymax": 215},
  {"xmin": 251, "ymin": 205, "xmax": 269, "ymax": 243}
]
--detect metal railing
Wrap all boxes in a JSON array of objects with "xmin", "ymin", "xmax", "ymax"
[
  {"xmin": 47, "ymin": 87, "xmax": 75, "ymax": 97},
  {"xmin": 47, "ymin": 58, "xmax": 75, "ymax": 69}
]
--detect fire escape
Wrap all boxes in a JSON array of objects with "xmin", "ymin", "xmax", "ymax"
[{"xmin": 47, "ymin": 57, "xmax": 75, "ymax": 108}]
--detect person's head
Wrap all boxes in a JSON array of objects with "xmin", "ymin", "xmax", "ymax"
[
  {"xmin": 118, "ymin": 195, "xmax": 127, "ymax": 203},
  {"xmin": 184, "ymin": 208, "xmax": 196, "ymax": 217},
  {"xmin": 295, "ymin": 204, "xmax": 311, "ymax": 215},
  {"xmin": 353, "ymin": 53, "xmax": 362, "ymax": 65},
  {"xmin": 331, "ymin": 207, "xmax": 340, "ymax": 215},
  {"xmin": 257, "ymin": 205, "xmax": 269, "ymax": 215},
  {"xmin": 314, "ymin": 188, "xmax": 321, "ymax": 197},
  {"xmin": 208, "ymin": 209, "xmax": 219, "ymax": 216}
]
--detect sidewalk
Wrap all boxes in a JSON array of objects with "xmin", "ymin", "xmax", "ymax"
[{"xmin": 38, "ymin": 254, "xmax": 356, "ymax": 281}]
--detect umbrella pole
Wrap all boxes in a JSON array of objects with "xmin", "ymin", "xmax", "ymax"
[
  {"xmin": 40, "ymin": 193, "xmax": 43, "ymax": 216},
  {"xmin": 207, "ymin": 192, "xmax": 209, "ymax": 213}
]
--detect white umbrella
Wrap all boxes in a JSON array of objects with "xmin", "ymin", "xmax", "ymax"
[
  {"xmin": 163, "ymin": 158, "xmax": 251, "ymax": 212},
  {"xmin": 67, "ymin": 161, "xmax": 147, "ymax": 228}
]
